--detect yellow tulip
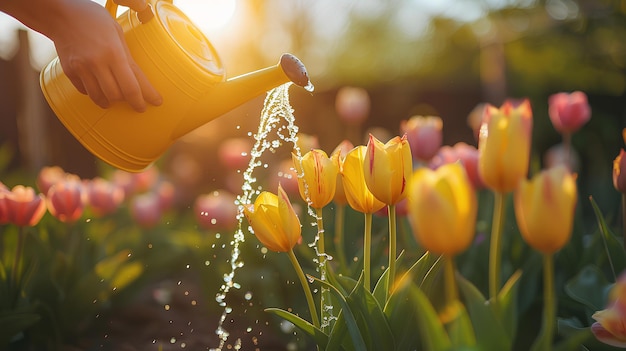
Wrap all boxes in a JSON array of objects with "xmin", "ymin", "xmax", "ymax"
[
  {"xmin": 341, "ymin": 146, "xmax": 386, "ymax": 214},
  {"xmin": 406, "ymin": 163, "xmax": 477, "ymax": 256},
  {"xmin": 243, "ymin": 184, "xmax": 301, "ymax": 253},
  {"xmin": 292, "ymin": 149, "xmax": 339, "ymax": 209},
  {"xmin": 331, "ymin": 140, "xmax": 354, "ymax": 206},
  {"xmin": 478, "ymin": 99, "xmax": 533, "ymax": 193},
  {"xmin": 514, "ymin": 165, "xmax": 577, "ymax": 254},
  {"xmin": 363, "ymin": 134, "xmax": 413, "ymax": 205}
]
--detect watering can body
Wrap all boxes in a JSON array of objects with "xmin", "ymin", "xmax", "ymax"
[{"xmin": 40, "ymin": 0, "xmax": 310, "ymax": 172}]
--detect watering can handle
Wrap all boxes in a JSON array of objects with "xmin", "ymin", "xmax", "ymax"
[{"xmin": 105, "ymin": 0, "xmax": 157, "ymax": 24}]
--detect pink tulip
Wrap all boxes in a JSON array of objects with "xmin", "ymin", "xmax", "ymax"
[
  {"xmin": 155, "ymin": 180, "xmax": 176, "ymax": 212},
  {"xmin": 2, "ymin": 185, "xmax": 47, "ymax": 227},
  {"xmin": 335, "ymin": 86, "xmax": 370, "ymax": 126},
  {"xmin": 130, "ymin": 193, "xmax": 162, "ymax": 229},
  {"xmin": 430, "ymin": 143, "xmax": 485, "ymax": 189},
  {"xmin": 218, "ymin": 138, "xmax": 253, "ymax": 171},
  {"xmin": 268, "ymin": 159, "xmax": 300, "ymax": 198},
  {"xmin": 400, "ymin": 116, "xmax": 443, "ymax": 162},
  {"xmin": 548, "ymin": 91, "xmax": 591, "ymax": 134},
  {"xmin": 85, "ymin": 177, "xmax": 125, "ymax": 217},
  {"xmin": 46, "ymin": 178, "xmax": 85, "ymax": 223},
  {"xmin": 36, "ymin": 166, "xmax": 77, "ymax": 195},
  {"xmin": 194, "ymin": 190, "xmax": 238, "ymax": 231}
]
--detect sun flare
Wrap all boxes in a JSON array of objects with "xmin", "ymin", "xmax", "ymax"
[{"xmin": 175, "ymin": 0, "xmax": 237, "ymax": 33}]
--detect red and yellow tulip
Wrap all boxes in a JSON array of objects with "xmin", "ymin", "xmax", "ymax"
[
  {"xmin": 363, "ymin": 134, "xmax": 412, "ymax": 205},
  {"xmin": 292, "ymin": 149, "xmax": 339, "ymax": 209}
]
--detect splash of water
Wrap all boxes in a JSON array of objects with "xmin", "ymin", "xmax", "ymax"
[{"xmin": 211, "ymin": 82, "xmax": 305, "ymax": 350}]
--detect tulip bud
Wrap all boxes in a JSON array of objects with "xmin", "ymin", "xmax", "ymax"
[
  {"xmin": 292, "ymin": 149, "xmax": 339, "ymax": 209},
  {"xmin": 243, "ymin": 184, "xmax": 302, "ymax": 253},
  {"xmin": 400, "ymin": 115, "xmax": 443, "ymax": 162},
  {"xmin": 406, "ymin": 163, "xmax": 477, "ymax": 256},
  {"xmin": 335, "ymin": 86, "xmax": 370, "ymax": 126},
  {"xmin": 331, "ymin": 140, "xmax": 354, "ymax": 206},
  {"xmin": 194, "ymin": 190, "xmax": 238, "ymax": 231},
  {"xmin": 47, "ymin": 179, "xmax": 85, "ymax": 223},
  {"xmin": 548, "ymin": 91, "xmax": 591, "ymax": 134},
  {"xmin": 85, "ymin": 177, "xmax": 125, "ymax": 217},
  {"xmin": 363, "ymin": 134, "xmax": 413, "ymax": 205},
  {"xmin": 340, "ymin": 146, "xmax": 385, "ymax": 214},
  {"xmin": 514, "ymin": 165, "xmax": 577, "ymax": 254},
  {"xmin": 613, "ymin": 149, "xmax": 626, "ymax": 193},
  {"xmin": 478, "ymin": 99, "xmax": 533, "ymax": 193}
]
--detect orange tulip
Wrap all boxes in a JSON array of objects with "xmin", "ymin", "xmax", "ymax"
[
  {"xmin": 292, "ymin": 149, "xmax": 339, "ymax": 209},
  {"xmin": 592, "ymin": 272, "xmax": 626, "ymax": 347},
  {"xmin": 363, "ymin": 134, "xmax": 412, "ymax": 205},
  {"xmin": 514, "ymin": 165, "xmax": 577, "ymax": 254},
  {"xmin": 478, "ymin": 99, "xmax": 533, "ymax": 193},
  {"xmin": 243, "ymin": 184, "xmax": 301, "ymax": 253},
  {"xmin": 406, "ymin": 163, "xmax": 477, "ymax": 256}
]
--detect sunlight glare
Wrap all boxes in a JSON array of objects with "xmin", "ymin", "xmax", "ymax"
[{"xmin": 176, "ymin": 0, "xmax": 237, "ymax": 33}]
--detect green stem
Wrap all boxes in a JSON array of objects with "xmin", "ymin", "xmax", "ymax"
[
  {"xmin": 387, "ymin": 204, "xmax": 397, "ymax": 296},
  {"xmin": 562, "ymin": 132, "xmax": 572, "ymax": 170},
  {"xmin": 11, "ymin": 226, "xmax": 26, "ymax": 293},
  {"xmin": 489, "ymin": 191, "xmax": 505, "ymax": 311},
  {"xmin": 622, "ymin": 194, "xmax": 626, "ymax": 251},
  {"xmin": 316, "ymin": 208, "xmax": 331, "ymax": 331},
  {"xmin": 288, "ymin": 249, "xmax": 320, "ymax": 328},
  {"xmin": 542, "ymin": 253, "xmax": 555, "ymax": 350},
  {"xmin": 444, "ymin": 255, "xmax": 458, "ymax": 304},
  {"xmin": 333, "ymin": 204, "xmax": 347, "ymax": 272},
  {"xmin": 364, "ymin": 212, "xmax": 372, "ymax": 291}
]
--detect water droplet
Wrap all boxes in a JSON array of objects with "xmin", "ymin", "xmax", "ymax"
[{"xmin": 244, "ymin": 292, "xmax": 253, "ymax": 300}]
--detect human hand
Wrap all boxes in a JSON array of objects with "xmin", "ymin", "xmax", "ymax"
[{"xmin": 52, "ymin": 0, "xmax": 162, "ymax": 112}]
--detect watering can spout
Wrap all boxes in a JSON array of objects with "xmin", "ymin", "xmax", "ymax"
[{"xmin": 172, "ymin": 53, "xmax": 312, "ymax": 139}]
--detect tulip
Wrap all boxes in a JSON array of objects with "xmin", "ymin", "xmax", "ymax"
[
  {"xmin": 331, "ymin": 140, "xmax": 354, "ymax": 207},
  {"xmin": 292, "ymin": 149, "xmax": 338, "ymax": 209},
  {"xmin": 363, "ymin": 134, "xmax": 413, "ymax": 205},
  {"xmin": 218, "ymin": 137, "xmax": 252, "ymax": 171},
  {"xmin": 243, "ymin": 184, "xmax": 301, "ymax": 253},
  {"xmin": 613, "ymin": 149, "xmax": 626, "ymax": 194},
  {"xmin": 407, "ymin": 163, "xmax": 477, "ymax": 256},
  {"xmin": 194, "ymin": 190, "xmax": 238, "ymax": 231},
  {"xmin": 130, "ymin": 192, "xmax": 162, "ymax": 229},
  {"xmin": 36, "ymin": 166, "xmax": 73, "ymax": 195},
  {"xmin": 46, "ymin": 179, "xmax": 85, "ymax": 224},
  {"xmin": 514, "ymin": 165, "xmax": 577, "ymax": 254},
  {"xmin": 363, "ymin": 134, "xmax": 412, "ymax": 296},
  {"xmin": 2, "ymin": 185, "xmax": 47, "ymax": 227},
  {"xmin": 592, "ymin": 272, "xmax": 626, "ymax": 347},
  {"xmin": 478, "ymin": 99, "xmax": 532, "ymax": 193},
  {"xmin": 243, "ymin": 184, "xmax": 319, "ymax": 328},
  {"xmin": 85, "ymin": 177, "xmax": 125, "ymax": 217},
  {"xmin": 430, "ymin": 143, "xmax": 484, "ymax": 190},
  {"xmin": 479, "ymin": 99, "xmax": 532, "ymax": 304},
  {"xmin": 548, "ymin": 91, "xmax": 591, "ymax": 134},
  {"xmin": 400, "ymin": 115, "xmax": 443, "ymax": 163},
  {"xmin": 335, "ymin": 86, "xmax": 370, "ymax": 126},
  {"xmin": 155, "ymin": 180, "xmax": 176, "ymax": 212},
  {"xmin": 341, "ymin": 146, "xmax": 385, "ymax": 214}
]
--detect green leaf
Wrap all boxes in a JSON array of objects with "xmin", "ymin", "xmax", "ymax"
[
  {"xmin": 564, "ymin": 264, "xmax": 612, "ymax": 313},
  {"xmin": 456, "ymin": 273, "xmax": 512, "ymax": 350},
  {"xmin": 442, "ymin": 300, "xmax": 476, "ymax": 348},
  {"xmin": 311, "ymin": 275, "xmax": 367, "ymax": 350},
  {"xmin": 385, "ymin": 276, "xmax": 451, "ymax": 351},
  {"xmin": 554, "ymin": 318, "xmax": 594, "ymax": 351},
  {"xmin": 589, "ymin": 196, "xmax": 626, "ymax": 278},
  {"xmin": 345, "ymin": 276, "xmax": 396, "ymax": 350},
  {"xmin": 265, "ymin": 308, "xmax": 329, "ymax": 347},
  {"xmin": 496, "ymin": 270, "xmax": 522, "ymax": 340}
]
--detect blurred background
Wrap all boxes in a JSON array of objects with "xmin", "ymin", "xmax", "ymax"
[{"xmin": 1, "ymin": 0, "xmax": 625, "ymax": 204}]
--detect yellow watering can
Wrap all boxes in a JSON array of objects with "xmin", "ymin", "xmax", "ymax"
[{"xmin": 40, "ymin": 0, "xmax": 311, "ymax": 172}]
